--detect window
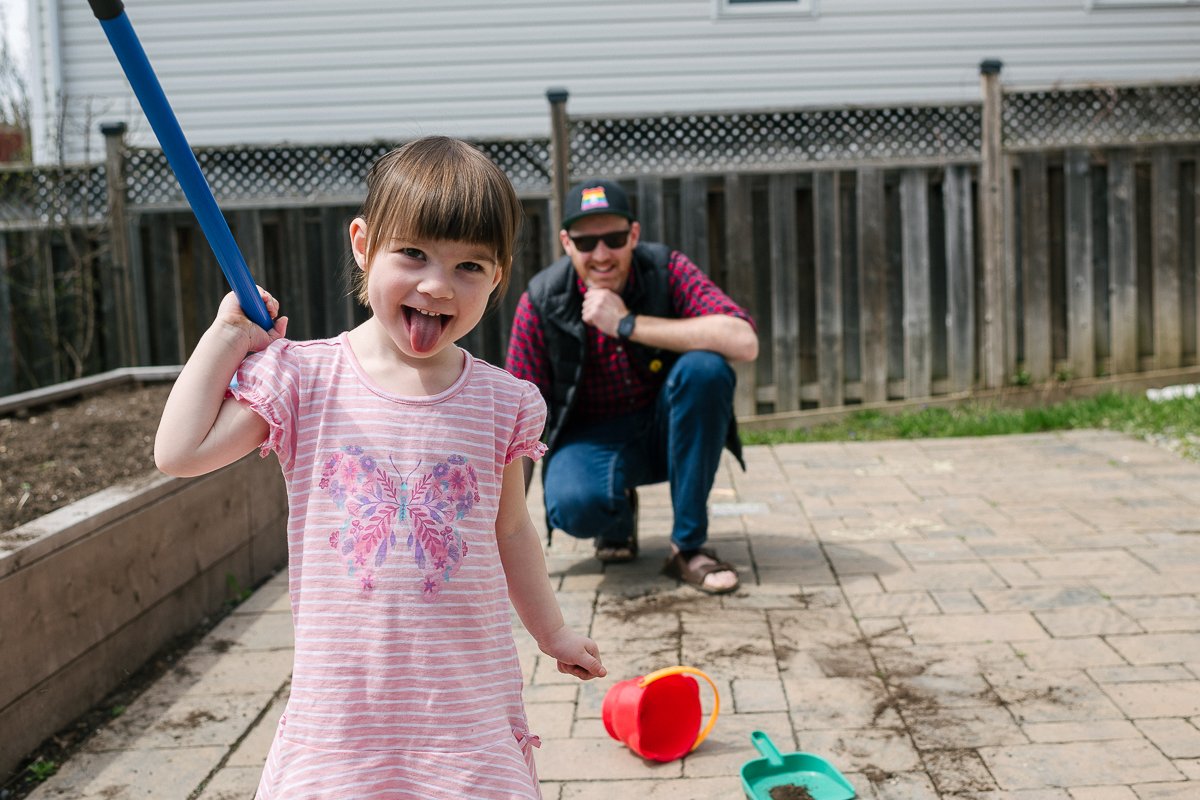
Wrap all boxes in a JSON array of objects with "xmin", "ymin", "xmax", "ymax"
[{"xmin": 716, "ymin": 0, "xmax": 819, "ymax": 18}]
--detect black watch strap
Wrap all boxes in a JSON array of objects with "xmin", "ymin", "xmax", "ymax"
[{"xmin": 617, "ymin": 313, "xmax": 637, "ymax": 341}]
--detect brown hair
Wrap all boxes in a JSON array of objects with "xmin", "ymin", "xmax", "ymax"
[{"xmin": 352, "ymin": 136, "xmax": 523, "ymax": 305}]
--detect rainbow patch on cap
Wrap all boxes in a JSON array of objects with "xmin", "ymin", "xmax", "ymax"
[{"xmin": 580, "ymin": 186, "xmax": 609, "ymax": 211}]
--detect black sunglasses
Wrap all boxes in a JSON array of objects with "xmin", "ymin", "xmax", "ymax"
[{"xmin": 569, "ymin": 229, "xmax": 631, "ymax": 253}]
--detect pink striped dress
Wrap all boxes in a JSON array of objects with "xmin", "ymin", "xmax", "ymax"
[{"xmin": 230, "ymin": 333, "xmax": 548, "ymax": 799}]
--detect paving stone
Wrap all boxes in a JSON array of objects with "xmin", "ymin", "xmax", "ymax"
[
  {"xmin": 1016, "ymin": 637, "xmax": 1126, "ymax": 671},
  {"xmin": 987, "ymin": 670, "xmax": 1124, "ymax": 724},
  {"xmin": 848, "ymin": 591, "xmax": 939, "ymax": 618},
  {"xmin": 1126, "ymin": 784, "xmax": 1199, "ymax": 800},
  {"xmin": 1140, "ymin": 616, "xmax": 1200, "ymax": 633},
  {"xmin": 974, "ymin": 587, "xmax": 1110, "ymax": 613},
  {"xmin": 894, "ymin": 672, "xmax": 999, "ymax": 708},
  {"xmin": 536, "ymin": 736, "xmax": 682, "ymax": 781},
  {"xmin": 780, "ymin": 676, "xmax": 891, "ymax": 730},
  {"xmin": 949, "ymin": 791, "xmax": 1072, "ymax": 800},
  {"xmin": 195, "ymin": 766, "xmax": 263, "ymax": 800},
  {"xmin": 205, "ymin": 607, "xmax": 296, "ymax": 651},
  {"xmin": 1113, "ymin": 595, "xmax": 1200, "ymax": 621},
  {"xmin": 226, "ymin": 693, "xmax": 285, "ymax": 767},
  {"xmin": 869, "ymin": 770, "xmax": 939, "ymax": 800},
  {"xmin": 526, "ymin": 701, "xmax": 576, "ymax": 740},
  {"xmin": 924, "ymin": 748, "xmax": 997, "ymax": 794},
  {"xmin": 932, "ymin": 590, "xmax": 987, "ymax": 613},
  {"xmin": 906, "ymin": 705, "xmax": 1027, "ymax": 749},
  {"xmin": 1103, "ymin": 681, "xmax": 1200, "ymax": 718},
  {"xmin": 26, "ymin": 747, "xmax": 228, "ymax": 799},
  {"xmin": 979, "ymin": 740, "xmax": 1181, "ymax": 788},
  {"xmin": 731, "ymin": 678, "xmax": 787, "ymax": 713},
  {"xmin": 1088, "ymin": 664, "xmax": 1196, "ymax": 683},
  {"xmin": 1034, "ymin": 606, "xmax": 1142, "ymax": 637},
  {"xmin": 1021, "ymin": 719, "xmax": 1140, "ymax": 743},
  {"xmin": 1135, "ymin": 718, "xmax": 1200, "ymax": 758},
  {"xmin": 560, "ymin": 776, "xmax": 741, "ymax": 799},
  {"xmin": 896, "ymin": 538, "xmax": 978, "ymax": 563},
  {"xmin": 83, "ymin": 692, "xmax": 269, "ymax": 751},
  {"xmin": 151, "ymin": 649, "xmax": 294, "ymax": 698},
  {"xmin": 795, "ymin": 727, "xmax": 921, "ymax": 773},
  {"xmin": 880, "ymin": 563, "xmax": 1007, "ymax": 591},
  {"xmin": 906, "ymin": 612, "xmax": 1049, "ymax": 644},
  {"xmin": 771, "ymin": 608, "xmax": 864, "ymax": 650},
  {"xmin": 1066, "ymin": 788, "xmax": 1138, "ymax": 800},
  {"xmin": 1106, "ymin": 633, "xmax": 1200, "ymax": 664}
]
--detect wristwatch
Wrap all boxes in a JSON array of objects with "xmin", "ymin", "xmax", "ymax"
[{"xmin": 617, "ymin": 313, "xmax": 637, "ymax": 341}]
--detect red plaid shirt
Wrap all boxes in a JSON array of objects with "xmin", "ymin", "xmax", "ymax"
[{"xmin": 504, "ymin": 250, "xmax": 754, "ymax": 423}]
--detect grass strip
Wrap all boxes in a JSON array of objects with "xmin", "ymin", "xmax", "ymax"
[{"xmin": 741, "ymin": 390, "xmax": 1200, "ymax": 459}]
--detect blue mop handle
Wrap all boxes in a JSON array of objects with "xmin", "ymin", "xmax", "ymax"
[{"xmin": 89, "ymin": 0, "xmax": 273, "ymax": 331}]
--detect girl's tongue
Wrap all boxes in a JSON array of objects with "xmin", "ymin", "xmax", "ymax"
[{"xmin": 407, "ymin": 307, "xmax": 444, "ymax": 353}]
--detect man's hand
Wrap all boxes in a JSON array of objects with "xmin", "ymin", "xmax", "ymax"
[{"xmin": 581, "ymin": 287, "xmax": 628, "ymax": 338}]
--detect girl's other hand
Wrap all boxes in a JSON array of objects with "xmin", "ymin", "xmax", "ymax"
[
  {"xmin": 214, "ymin": 287, "xmax": 287, "ymax": 353},
  {"xmin": 538, "ymin": 626, "xmax": 607, "ymax": 681}
]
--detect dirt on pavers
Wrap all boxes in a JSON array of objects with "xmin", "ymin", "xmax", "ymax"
[
  {"xmin": 0, "ymin": 606, "xmax": 235, "ymax": 800},
  {"xmin": 1, "ymin": 382, "xmax": 172, "ymax": 533},
  {"xmin": 600, "ymin": 588, "xmax": 707, "ymax": 622}
]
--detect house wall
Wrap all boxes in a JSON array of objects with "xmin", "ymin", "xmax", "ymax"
[{"xmin": 28, "ymin": 1, "xmax": 1200, "ymax": 162}]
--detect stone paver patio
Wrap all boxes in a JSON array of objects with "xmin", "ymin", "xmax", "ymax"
[{"xmin": 26, "ymin": 430, "xmax": 1200, "ymax": 799}]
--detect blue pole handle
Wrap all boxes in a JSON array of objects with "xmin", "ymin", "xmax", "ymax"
[{"xmin": 90, "ymin": 1, "xmax": 273, "ymax": 331}]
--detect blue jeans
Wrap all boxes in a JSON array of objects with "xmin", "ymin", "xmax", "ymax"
[{"xmin": 542, "ymin": 351, "xmax": 736, "ymax": 552}]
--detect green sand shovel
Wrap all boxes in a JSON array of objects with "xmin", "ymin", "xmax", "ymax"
[{"xmin": 740, "ymin": 731, "xmax": 856, "ymax": 800}]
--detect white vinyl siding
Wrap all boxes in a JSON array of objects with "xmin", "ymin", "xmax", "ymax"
[{"xmin": 31, "ymin": 0, "xmax": 1200, "ymax": 163}]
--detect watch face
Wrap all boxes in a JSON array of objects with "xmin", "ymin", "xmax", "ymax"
[{"xmin": 618, "ymin": 314, "xmax": 635, "ymax": 339}]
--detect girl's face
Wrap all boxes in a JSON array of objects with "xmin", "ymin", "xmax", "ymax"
[{"xmin": 350, "ymin": 217, "xmax": 502, "ymax": 364}]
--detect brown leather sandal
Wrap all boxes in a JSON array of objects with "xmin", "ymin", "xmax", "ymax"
[{"xmin": 661, "ymin": 547, "xmax": 740, "ymax": 595}]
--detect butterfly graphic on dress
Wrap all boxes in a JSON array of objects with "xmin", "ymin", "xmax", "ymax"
[{"xmin": 319, "ymin": 446, "xmax": 480, "ymax": 600}]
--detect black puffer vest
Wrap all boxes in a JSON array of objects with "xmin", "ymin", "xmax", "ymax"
[{"xmin": 526, "ymin": 242, "xmax": 744, "ymax": 467}]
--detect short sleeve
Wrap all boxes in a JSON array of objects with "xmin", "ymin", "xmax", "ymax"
[
  {"xmin": 227, "ymin": 338, "xmax": 300, "ymax": 467},
  {"xmin": 505, "ymin": 380, "xmax": 549, "ymax": 465}
]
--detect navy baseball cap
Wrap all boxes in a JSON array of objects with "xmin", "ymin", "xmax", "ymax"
[{"xmin": 561, "ymin": 179, "xmax": 636, "ymax": 229}]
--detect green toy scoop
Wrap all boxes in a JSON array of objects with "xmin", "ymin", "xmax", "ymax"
[{"xmin": 740, "ymin": 731, "xmax": 856, "ymax": 800}]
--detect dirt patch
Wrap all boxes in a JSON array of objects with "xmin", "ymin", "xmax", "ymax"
[
  {"xmin": 160, "ymin": 710, "xmax": 223, "ymax": 732},
  {"xmin": 768, "ymin": 785, "xmax": 816, "ymax": 800},
  {"xmin": 601, "ymin": 589, "xmax": 703, "ymax": 622},
  {"xmin": 0, "ymin": 382, "xmax": 172, "ymax": 533}
]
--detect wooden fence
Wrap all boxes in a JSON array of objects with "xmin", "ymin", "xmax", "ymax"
[{"xmin": 2, "ymin": 70, "xmax": 1199, "ymax": 421}]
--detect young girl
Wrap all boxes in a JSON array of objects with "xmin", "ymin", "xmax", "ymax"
[{"xmin": 155, "ymin": 136, "xmax": 606, "ymax": 799}]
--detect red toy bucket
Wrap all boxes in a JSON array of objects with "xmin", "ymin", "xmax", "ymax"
[{"xmin": 601, "ymin": 666, "xmax": 720, "ymax": 762}]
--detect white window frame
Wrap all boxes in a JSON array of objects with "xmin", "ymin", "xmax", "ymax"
[
  {"xmin": 1085, "ymin": 0, "xmax": 1199, "ymax": 9},
  {"xmin": 715, "ymin": 0, "xmax": 819, "ymax": 19}
]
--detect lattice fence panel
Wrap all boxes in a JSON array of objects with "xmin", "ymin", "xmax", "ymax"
[
  {"xmin": 0, "ymin": 165, "xmax": 106, "ymax": 225},
  {"xmin": 568, "ymin": 104, "xmax": 982, "ymax": 178},
  {"xmin": 1004, "ymin": 83, "xmax": 1200, "ymax": 150},
  {"xmin": 125, "ymin": 139, "xmax": 552, "ymax": 209}
]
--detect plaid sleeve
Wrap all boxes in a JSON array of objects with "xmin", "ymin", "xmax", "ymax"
[
  {"xmin": 504, "ymin": 292, "xmax": 551, "ymax": 398},
  {"xmin": 667, "ymin": 251, "xmax": 756, "ymax": 329}
]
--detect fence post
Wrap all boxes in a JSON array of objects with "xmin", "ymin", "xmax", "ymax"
[
  {"xmin": 546, "ymin": 87, "xmax": 570, "ymax": 258},
  {"xmin": 101, "ymin": 121, "xmax": 139, "ymax": 367},
  {"xmin": 0, "ymin": 233, "xmax": 13, "ymax": 396},
  {"xmin": 978, "ymin": 59, "xmax": 1005, "ymax": 389}
]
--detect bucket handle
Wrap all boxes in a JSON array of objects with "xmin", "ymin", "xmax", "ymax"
[{"xmin": 637, "ymin": 666, "xmax": 720, "ymax": 753}]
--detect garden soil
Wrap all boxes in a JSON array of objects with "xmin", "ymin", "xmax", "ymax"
[{"xmin": 0, "ymin": 382, "xmax": 173, "ymax": 533}]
